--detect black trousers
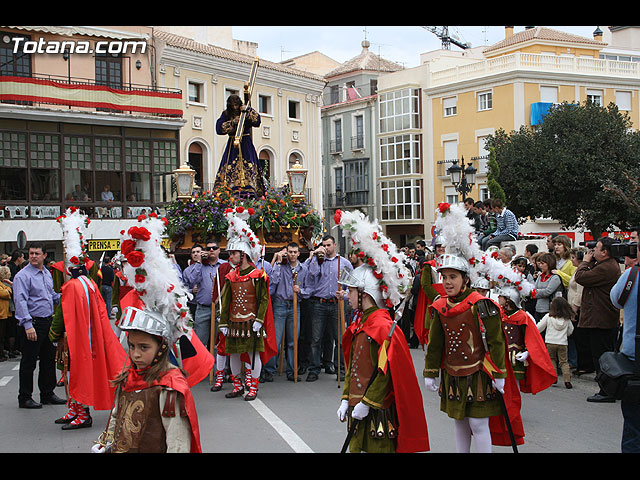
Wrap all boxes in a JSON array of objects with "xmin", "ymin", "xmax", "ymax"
[{"xmin": 18, "ymin": 316, "xmax": 57, "ymax": 402}]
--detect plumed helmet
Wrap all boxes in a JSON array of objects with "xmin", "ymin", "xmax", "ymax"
[
  {"xmin": 339, "ymin": 264, "xmax": 384, "ymax": 308},
  {"xmin": 117, "ymin": 306, "xmax": 171, "ymax": 340},
  {"xmin": 436, "ymin": 253, "xmax": 470, "ymax": 274},
  {"xmin": 225, "ymin": 207, "xmax": 262, "ymax": 263},
  {"xmin": 495, "ymin": 284, "xmax": 523, "ymax": 308},
  {"xmin": 472, "ymin": 276, "xmax": 490, "ymax": 290}
]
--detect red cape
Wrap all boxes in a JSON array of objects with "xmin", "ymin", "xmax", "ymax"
[
  {"xmin": 60, "ymin": 276, "xmax": 127, "ymax": 410},
  {"xmin": 489, "ymin": 357, "xmax": 526, "ymax": 447},
  {"xmin": 121, "ymin": 290, "xmax": 214, "ymax": 388},
  {"xmin": 122, "ymin": 366, "xmax": 202, "ymax": 453},
  {"xmin": 501, "ymin": 308, "xmax": 557, "ymax": 394},
  {"xmin": 222, "ymin": 266, "xmax": 278, "ymax": 365},
  {"xmin": 342, "ymin": 308, "xmax": 430, "ymax": 453},
  {"xmin": 414, "ymin": 261, "xmax": 445, "ymax": 347}
]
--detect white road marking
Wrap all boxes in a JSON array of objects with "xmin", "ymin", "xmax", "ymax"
[
  {"xmin": 249, "ymin": 398, "xmax": 314, "ymax": 453},
  {"xmin": 0, "ymin": 376, "xmax": 13, "ymax": 386}
]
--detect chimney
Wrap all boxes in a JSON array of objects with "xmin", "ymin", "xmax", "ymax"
[
  {"xmin": 593, "ymin": 26, "xmax": 603, "ymax": 42},
  {"xmin": 505, "ymin": 26, "xmax": 514, "ymax": 39}
]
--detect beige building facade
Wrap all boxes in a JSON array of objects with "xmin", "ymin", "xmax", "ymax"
[{"xmin": 153, "ymin": 27, "xmax": 326, "ymax": 211}]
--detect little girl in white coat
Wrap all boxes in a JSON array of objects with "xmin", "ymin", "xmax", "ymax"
[{"xmin": 537, "ymin": 296, "xmax": 575, "ymax": 388}]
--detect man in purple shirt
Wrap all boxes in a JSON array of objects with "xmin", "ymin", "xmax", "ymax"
[
  {"xmin": 263, "ymin": 242, "xmax": 308, "ymax": 382},
  {"xmin": 305, "ymin": 235, "xmax": 353, "ymax": 382},
  {"xmin": 182, "ymin": 240, "xmax": 226, "ymax": 348},
  {"xmin": 13, "ymin": 243, "xmax": 66, "ymax": 408}
]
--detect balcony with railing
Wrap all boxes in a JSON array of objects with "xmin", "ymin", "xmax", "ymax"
[
  {"xmin": 0, "ymin": 73, "xmax": 183, "ymax": 117},
  {"xmin": 429, "ymin": 52, "xmax": 640, "ymax": 87}
]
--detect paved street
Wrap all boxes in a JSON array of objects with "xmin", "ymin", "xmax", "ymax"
[{"xmin": 0, "ymin": 348, "xmax": 623, "ymax": 453}]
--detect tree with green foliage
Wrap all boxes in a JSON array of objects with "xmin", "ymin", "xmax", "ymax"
[{"xmin": 486, "ymin": 101, "xmax": 640, "ymax": 238}]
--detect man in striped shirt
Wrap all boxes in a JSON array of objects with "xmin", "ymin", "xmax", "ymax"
[{"xmin": 480, "ymin": 198, "xmax": 519, "ymax": 250}]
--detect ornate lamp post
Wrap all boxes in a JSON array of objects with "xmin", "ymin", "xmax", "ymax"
[
  {"xmin": 286, "ymin": 161, "xmax": 308, "ymax": 203},
  {"xmin": 173, "ymin": 163, "xmax": 196, "ymax": 203},
  {"xmin": 447, "ymin": 156, "xmax": 477, "ymax": 200}
]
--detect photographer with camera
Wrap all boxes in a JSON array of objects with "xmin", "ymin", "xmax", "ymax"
[
  {"xmin": 574, "ymin": 237, "xmax": 621, "ymax": 403},
  {"xmin": 610, "ymin": 235, "xmax": 640, "ymax": 452}
]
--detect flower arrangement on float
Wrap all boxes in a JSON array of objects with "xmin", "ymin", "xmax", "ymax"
[{"xmin": 164, "ymin": 184, "xmax": 323, "ymax": 244}]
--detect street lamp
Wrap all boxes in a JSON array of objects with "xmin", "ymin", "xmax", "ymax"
[
  {"xmin": 286, "ymin": 160, "xmax": 308, "ymax": 203},
  {"xmin": 447, "ymin": 156, "xmax": 476, "ymax": 200},
  {"xmin": 173, "ymin": 163, "xmax": 196, "ymax": 202}
]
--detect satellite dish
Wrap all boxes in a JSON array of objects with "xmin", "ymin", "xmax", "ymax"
[{"xmin": 17, "ymin": 231, "xmax": 27, "ymax": 250}]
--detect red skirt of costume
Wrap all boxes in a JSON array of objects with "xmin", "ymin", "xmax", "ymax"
[
  {"xmin": 122, "ymin": 366, "xmax": 202, "ymax": 453},
  {"xmin": 342, "ymin": 308, "xmax": 430, "ymax": 453},
  {"xmin": 61, "ymin": 276, "xmax": 127, "ymax": 410}
]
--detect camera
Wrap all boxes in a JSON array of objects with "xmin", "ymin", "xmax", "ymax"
[
  {"xmin": 610, "ymin": 241, "xmax": 638, "ymax": 260},
  {"xmin": 579, "ymin": 240, "xmax": 598, "ymax": 249}
]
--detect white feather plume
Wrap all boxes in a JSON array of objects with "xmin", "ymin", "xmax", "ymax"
[
  {"xmin": 120, "ymin": 214, "xmax": 192, "ymax": 343},
  {"xmin": 338, "ymin": 209, "xmax": 412, "ymax": 307},
  {"xmin": 58, "ymin": 207, "xmax": 90, "ymax": 270},
  {"xmin": 225, "ymin": 207, "xmax": 262, "ymax": 263}
]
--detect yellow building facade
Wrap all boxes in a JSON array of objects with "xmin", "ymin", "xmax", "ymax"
[{"xmin": 378, "ymin": 26, "xmax": 640, "ymax": 244}]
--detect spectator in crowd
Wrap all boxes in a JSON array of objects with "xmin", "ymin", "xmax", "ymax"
[
  {"xmin": 100, "ymin": 256, "xmax": 115, "ymax": 319},
  {"xmin": 0, "ymin": 254, "xmax": 9, "ymax": 266},
  {"xmin": 8, "ymin": 250, "xmax": 24, "ymax": 281},
  {"xmin": 552, "ymin": 235, "xmax": 576, "ymax": 291},
  {"xmin": 534, "ymin": 252, "xmax": 564, "ymax": 323},
  {"xmin": 263, "ymin": 242, "xmax": 308, "ymax": 382},
  {"xmin": 13, "ymin": 243, "xmax": 66, "ymax": 408},
  {"xmin": 416, "ymin": 239, "xmax": 427, "ymax": 255},
  {"xmin": 546, "ymin": 233, "xmax": 559, "ymax": 253},
  {"xmin": 610, "ymin": 240, "xmax": 640, "ymax": 452},
  {"xmin": 480, "ymin": 198, "xmax": 518, "ymax": 250},
  {"xmin": 482, "ymin": 198, "xmax": 497, "ymax": 239},
  {"xmin": 182, "ymin": 240, "xmax": 226, "ymax": 348},
  {"xmin": 184, "ymin": 244, "xmax": 202, "ymax": 319},
  {"xmin": 567, "ymin": 248, "xmax": 587, "ymax": 372},
  {"xmin": 473, "ymin": 201, "xmax": 489, "ymax": 242},
  {"xmin": 574, "ymin": 237, "xmax": 621, "ymax": 403},
  {"xmin": 101, "ymin": 185, "xmax": 114, "ymax": 202},
  {"xmin": 464, "ymin": 197, "xmax": 482, "ymax": 233},
  {"xmin": 305, "ymin": 235, "xmax": 353, "ymax": 382},
  {"xmin": 498, "ymin": 246, "xmax": 514, "ymax": 265},
  {"xmin": 537, "ymin": 297, "xmax": 575, "ymax": 389},
  {"xmin": 0, "ymin": 266, "xmax": 12, "ymax": 362}
]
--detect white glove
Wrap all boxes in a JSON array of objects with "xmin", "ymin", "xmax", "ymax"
[
  {"xmin": 337, "ymin": 399, "xmax": 349, "ymax": 422},
  {"xmin": 492, "ymin": 378, "xmax": 505, "ymax": 394},
  {"xmin": 351, "ymin": 402, "xmax": 370, "ymax": 420},
  {"xmin": 220, "ymin": 327, "xmax": 229, "ymax": 336},
  {"xmin": 515, "ymin": 351, "xmax": 529, "ymax": 363},
  {"xmin": 91, "ymin": 443, "xmax": 107, "ymax": 453},
  {"xmin": 424, "ymin": 377, "xmax": 438, "ymax": 392},
  {"xmin": 111, "ymin": 307, "xmax": 118, "ymax": 315},
  {"xmin": 252, "ymin": 321, "xmax": 262, "ymax": 333}
]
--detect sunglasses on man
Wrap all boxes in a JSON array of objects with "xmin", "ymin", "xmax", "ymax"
[{"xmin": 205, "ymin": 246, "xmax": 219, "ymax": 251}]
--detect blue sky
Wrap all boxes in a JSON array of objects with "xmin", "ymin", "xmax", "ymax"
[{"xmin": 232, "ymin": 26, "xmax": 602, "ymax": 68}]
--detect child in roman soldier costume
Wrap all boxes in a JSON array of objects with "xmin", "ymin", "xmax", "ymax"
[
  {"xmin": 92, "ymin": 213, "xmax": 210, "ymax": 453},
  {"xmin": 423, "ymin": 202, "xmax": 524, "ymax": 452},
  {"xmin": 335, "ymin": 209, "xmax": 430, "ymax": 453},
  {"xmin": 48, "ymin": 208, "xmax": 127, "ymax": 430},
  {"xmin": 493, "ymin": 281, "xmax": 557, "ymax": 395},
  {"xmin": 217, "ymin": 207, "xmax": 277, "ymax": 401}
]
